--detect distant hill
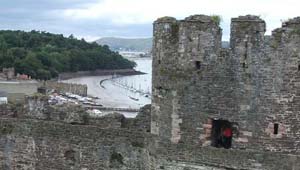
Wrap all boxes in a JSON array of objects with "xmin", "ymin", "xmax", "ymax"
[
  {"xmin": 97, "ymin": 37, "xmax": 230, "ymax": 52},
  {"xmin": 96, "ymin": 37, "xmax": 152, "ymax": 52}
]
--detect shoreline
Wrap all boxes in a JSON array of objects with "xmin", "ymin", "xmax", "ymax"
[
  {"xmin": 62, "ymin": 75, "xmax": 150, "ymax": 109},
  {"xmin": 58, "ymin": 69, "xmax": 145, "ymax": 80},
  {"xmin": 61, "ymin": 58, "xmax": 152, "ymax": 109}
]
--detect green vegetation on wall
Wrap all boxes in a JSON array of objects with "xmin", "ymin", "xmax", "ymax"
[
  {"xmin": 211, "ymin": 15, "xmax": 222, "ymax": 25},
  {"xmin": 0, "ymin": 30, "xmax": 136, "ymax": 80}
]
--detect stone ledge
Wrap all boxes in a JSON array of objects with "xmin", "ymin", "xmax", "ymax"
[
  {"xmin": 184, "ymin": 15, "xmax": 215, "ymax": 23},
  {"xmin": 155, "ymin": 16, "xmax": 177, "ymax": 23},
  {"xmin": 0, "ymin": 118, "xmax": 150, "ymax": 141},
  {"xmin": 231, "ymin": 15, "xmax": 264, "ymax": 22},
  {"xmin": 155, "ymin": 142, "xmax": 300, "ymax": 170}
]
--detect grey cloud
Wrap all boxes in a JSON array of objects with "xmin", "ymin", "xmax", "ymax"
[
  {"xmin": 0, "ymin": 0, "xmax": 99, "ymax": 10},
  {"xmin": 0, "ymin": 0, "xmax": 153, "ymax": 40}
]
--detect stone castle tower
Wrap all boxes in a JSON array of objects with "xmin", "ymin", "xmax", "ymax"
[
  {"xmin": 151, "ymin": 14, "xmax": 300, "ymax": 154},
  {"xmin": 2, "ymin": 14, "xmax": 300, "ymax": 170}
]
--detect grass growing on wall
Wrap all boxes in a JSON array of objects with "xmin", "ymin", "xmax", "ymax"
[{"xmin": 211, "ymin": 15, "xmax": 222, "ymax": 25}]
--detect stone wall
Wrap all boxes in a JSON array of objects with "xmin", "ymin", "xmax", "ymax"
[
  {"xmin": 0, "ymin": 96, "xmax": 154, "ymax": 170},
  {"xmin": 23, "ymin": 95, "xmax": 151, "ymax": 130},
  {"xmin": 151, "ymin": 15, "xmax": 222, "ymax": 144},
  {"xmin": 58, "ymin": 69, "xmax": 144, "ymax": 80},
  {"xmin": 1, "ymin": 68, "xmax": 15, "ymax": 80},
  {"xmin": 151, "ymin": 14, "xmax": 300, "ymax": 161},
  {"xmin": 123, "ymin": 104, "xmax": 151, "ymax": 132},
  {"xmin": 0, "ymin": 118, "xmax": 152, "ymax": 170},
  {"xmin": 44, "ymin": 81, "xmax": 88, "ymax": 96},
  {"xmin": 0, "ymin": 81, "xmax": 39, "ymax": 103},
  {"xmin": 2, "ymin": 14, "xmax": 300, "ymax": 170},
  {"xmin": 1, "ymin": 106, "xmax": 300, "ymax": 170},
  {"xmin": 151, "ymin": 141, "xmax": 300, "ymax": 170}
]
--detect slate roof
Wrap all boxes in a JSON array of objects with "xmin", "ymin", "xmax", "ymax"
[{"xmin": 0, "ymin": 91, "xmax": 8, "ymax": 97}]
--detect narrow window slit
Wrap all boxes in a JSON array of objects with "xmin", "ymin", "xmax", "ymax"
[
  {"xmin": 274, "ymin": 123, "xmax": 279, "ymax": 135},
  {"xmin": 244, "ymin": 41, "xmax": 248, "ymax": 59},
  {"xmin": 157, "ymin": 86, "xmax": 162, "ymax": 89},
  {"xmin": 242, "ymin": 62, "xmax": 246, "ymax": 68},
  {"xmin": 195, "ymin": 61, "xmax": 201, "ymax": 69}
]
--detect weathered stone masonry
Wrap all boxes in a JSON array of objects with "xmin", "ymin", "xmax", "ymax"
[
  {"xmin": 151, "ymin": 15, "xmax": 300, "ymax": 169},
  {"xmin": 0, "ymin": 96, "xmax": 153, "ymax": 170},
  {"xmin": 2, "ymin": 14, "xmax": 300, "ymax": 170}
]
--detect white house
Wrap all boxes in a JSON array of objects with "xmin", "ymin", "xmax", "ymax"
[{"xmin": 0, "ymin": 91, "xmax": 8, "ymax": 105}]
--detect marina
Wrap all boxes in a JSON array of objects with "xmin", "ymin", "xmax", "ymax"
[{"xmin": 63, "ymin": 58, "xmax": 152, "ymax": 109}]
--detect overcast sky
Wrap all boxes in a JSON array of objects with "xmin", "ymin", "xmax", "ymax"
[{"xmin": 1, "ymin": 0, "xmax": 300, "ymax": 41}]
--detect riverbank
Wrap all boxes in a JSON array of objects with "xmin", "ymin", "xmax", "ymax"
[
  {"xmin": 62, "ymin": 76, "xmax": 148, "ymax": 108},
  {"xmin": 58, "ymin": 69, "xmax": 145, "ymax": 80},
  {"xmin": 61, "ymin": 58, "xmax": 152, "ymax": 109}
]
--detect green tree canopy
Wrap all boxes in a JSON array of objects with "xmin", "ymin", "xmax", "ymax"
[{"xmin": 0, "ymin": 30, "xmax": 136, "ymax": 80}]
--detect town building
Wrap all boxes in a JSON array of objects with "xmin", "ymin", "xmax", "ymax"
[{"xmin": 0, "ymin": 91, "xmax": 8, "ymax": 105}]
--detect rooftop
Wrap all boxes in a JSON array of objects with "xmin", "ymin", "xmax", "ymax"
[{"xmin": 0, "ymin": 91, "xmax": 8, "ymax": 97}]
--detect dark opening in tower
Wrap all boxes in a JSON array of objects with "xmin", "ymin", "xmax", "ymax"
[
  {"xmin": 211, "ymin": 119, "xmax": 233, "ymax": 149},
  {"xmin": 274, "ymin": 123, "xmax": 279, "ymax": 135},
  {"xmin": 195, "ymin": 61, "xmax": 201, "ymax": 69}
]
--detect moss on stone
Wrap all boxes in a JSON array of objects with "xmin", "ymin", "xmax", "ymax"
[
  {"xmin": 1, "ymin": 124, "xmax": 14, "ymax": 134},
  {"xmin": 171, "ymin": 23, "xmax": 179, "ymax": 39},
  {"xmin": 211, "ymin": 15, "xmax": 221, "ymax": 26},
  {"xmin": 271, "ymin": 41, "xmax": 279, "ymax": 49},
  {"xmin": 271, "ymin": 31, "xmax": 283, "ymax": 49},
  {"xmin": 159, "ymin": 68, "xmax": 168, "ymax": 74},
  {"xmin": 290, "ymin": 28, "xmax": 300, "ymax": 37},
  {"xmin": 110, "ymin": 151, "xmax": 124, "ymax": 164},
  {"xmin": 131, "ymin": 141, "xmax": 145, "ymax": 148}
]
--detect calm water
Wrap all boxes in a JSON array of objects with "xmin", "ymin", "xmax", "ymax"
[
  {"xmin": 102, "ymin": 58, "xmax": 152, "ymax": 107},
  {"xmin": 63, "ymin": 58, "xmax": 152, "ymax": 109},
  {"xmin": 110, "ymin": 58, "xmax": 152, "ymax": 96}
]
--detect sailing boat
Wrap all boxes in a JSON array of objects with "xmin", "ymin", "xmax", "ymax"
[
  {"xmin": 129, "ymin": 96, "xmax": 139, "ymax": 101},
  {"xmin": 129, "ymin": 81, "xmax": 139, "ymax": 101}
]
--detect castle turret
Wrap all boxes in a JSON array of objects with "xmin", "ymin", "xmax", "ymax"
[
  {"xmin": 230, "ymin": 15, "xmax": 266, "ymax": 67},
  {"xmin": 152, "ymin": 14, "xmax": 300, "ymax": 157},
  {"xmin": 151, "ymin": 15, "xmax": 222, "ymax": 144},
  {"xmin": 151, "ymin": 16, "xmax": 179, "ymax": 139}
]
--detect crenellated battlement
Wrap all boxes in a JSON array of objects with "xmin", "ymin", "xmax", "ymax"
[
  {"xmin": 231, "ymin": 15, "xmax": 265, "ymax": 22},
  {"xmin": 152, "ymin": 14, "xmax": 300, "ymax": 159},
  {"xmin": 153, "ymin": 14, "xmax": 300, "ymax": 71},
  {"xmin": 2, "ymin": 14, "xmax": 300, "ymax": 170},
  {"xmin": 152, "ymin": 15, "xmax": 221, "ymax": 76},
  {"xmin": 152, "ymin": 14, "xmax": 282, "ymax": 74},
  {"xmin": 282, "ymin": 17, "xmax": 300, "ymax": 27},
  {"xmin": 230, "ymin": 15, "xmax": 265, "ymax": 58}
]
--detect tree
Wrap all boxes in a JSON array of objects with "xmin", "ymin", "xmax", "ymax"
[{"xmin": 0, "ymin": 30, "xmax": 136, "ymax": 80}]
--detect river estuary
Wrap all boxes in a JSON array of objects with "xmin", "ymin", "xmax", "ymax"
[{"xmin": 63, "ymin": 58, "xmax": 152, "ymax": 110}]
